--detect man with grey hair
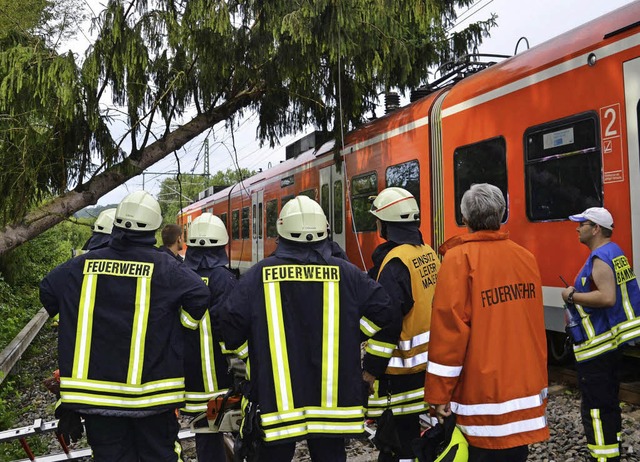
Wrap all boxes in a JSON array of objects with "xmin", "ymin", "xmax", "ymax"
[{"xmin": 425, "ymin": 183, "xmax": 549, "ymax": 462}]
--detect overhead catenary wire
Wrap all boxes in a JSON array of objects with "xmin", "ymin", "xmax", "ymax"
[{"xmin": 447, "ymin": 0, "xmax": 494, "ymax": 33}]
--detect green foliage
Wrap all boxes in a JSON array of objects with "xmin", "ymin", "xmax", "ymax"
[
  {"xmin": 0, "ymin": 219, "xmax": 91, "ymax": 287},
  {"xmin": 0, "ymin": 0, "xmax": 494, "ymax": 238},
  {"xmin": 157, "ymin": 169, "xmax": 254, "ymax": 224},
  {"xmin": 0, "ymin": 0, "xmax": 48, "ymax": 38}
]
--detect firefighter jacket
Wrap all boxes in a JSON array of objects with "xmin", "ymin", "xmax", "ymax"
[
  {"xmin": 424, "ymin": 231, "xmax": 549, "ymax": 450},
  {"xmin": 182, "ymin": 247, "xmax": 236, "ymax": 414},
  {"xmin": 571, "ymin": 241, "xmax": 640, "ymax": 362},
  {"xmin": 366, "ymin": 224, "xmax": 439, "ymax": 418},
  {"xmin": 82, "ymin": 232, "xmax": 110, "ymax": 251},
  {"xmin": 39, "ymin": 228, "xmax": 210, "ymax": 414},
  {"xmin": 158, "ymin": 245, "xmax": 184, "ymax": 262},
  {"xmin": 220, "ymin": 238, "xmax": 401, "ymax": 444}
]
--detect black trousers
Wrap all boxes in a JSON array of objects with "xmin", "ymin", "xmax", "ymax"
[
  {"xmin": 468, "ymin": 445, "xmax": 528, "ymax": 462},
  {"xmin": 258, "ymin": 437, "xmax": 346, "ymax": 462},
  {"xmin": 83, "ymin": 410, "xmax": 183, "ymax": 462},
  {"xmin": 374, "ymin": 372, "xmax": 424, "ymax": 461},
  {"xmin": 376, "ymin": 412, "xmax": 421, "ymax": 461},
  {"xmin": 195, "ymin": 432, "xmax": 227, "ymax": 462},
  {"xmin": 576, "ymin": 349, "xmax": 622, "ymax": 462}
]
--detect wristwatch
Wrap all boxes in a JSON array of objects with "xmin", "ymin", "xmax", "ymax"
[{"xmin": 567, "ymin": 289, "xmax": 576, "ymax": 304}]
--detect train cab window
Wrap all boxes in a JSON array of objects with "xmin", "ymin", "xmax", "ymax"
[
  {"xmin": 524, "ymin": 113, "xmax": 602, "ymax": 221},
  {"xmin": 351, "ymin": 172, "xmax": 378, "ymax": 232},
  {"xmin": 386, "ymin": 160, "xmax": 420, "ymax": 210},
  {"xmin": 241, "ymin": 206, "xmax": 250, "ymax": 239},
  {"xmin": 454, "ymin": 137, "xmax": 508, "ymax": 226},
  {"xmin": 266, "ymin": 199, "xmax": 278, "ymax": 238},
  {"xmin": 334, "ymin": 181, "xmax": 343, "ymax": 234},
  {"xmin": 232, "ymin": 209, "xmax": 240, "ymax": 240}
]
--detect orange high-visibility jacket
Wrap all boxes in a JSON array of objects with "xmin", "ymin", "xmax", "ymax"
[{"xmin": 424, "ymin": 231, "xmax": 549, "ymax": 450}]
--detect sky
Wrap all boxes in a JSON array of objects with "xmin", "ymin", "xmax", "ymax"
[{"xmin": 78, "ymin": 0, "xmax": 637, "ymax": 206}]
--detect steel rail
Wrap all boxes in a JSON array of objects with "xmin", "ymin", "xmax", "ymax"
[{"xmin": 0, "ymin": 308, "xmax": 50, "ymax": 386}]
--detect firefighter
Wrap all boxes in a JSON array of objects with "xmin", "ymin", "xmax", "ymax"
[
  {"xmin": 81, "ymin": 208, "xmax": 116, "ymax": 251},
  {"xmin": 425, "ymin": 183, "xmax": 549, "ymax": 462},
  {"xmin": 39, "ymin": 190, "xmax": 211, "ymax": 462},
  {"xmin": 182, "ymin": 212, "xmax": 237, "ymax": 462},
  {"xmin": 561, "ymin": 207, "xmax": 640, "ymax": 462},
  {"xmin": 160, "ymin": 223, "xmax": 185, "ymax": 261},
  {"xmin": 220, "ymin": 195, "xmax": 401, "ymax": 462},
  {"xmin": 366, "ymin": 187, "xmax": 439, "ymax": 462}
]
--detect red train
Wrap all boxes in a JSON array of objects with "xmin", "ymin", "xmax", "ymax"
[{"xmin": 178, "ymin": 1, "xmax": 640, "ymax": 360}]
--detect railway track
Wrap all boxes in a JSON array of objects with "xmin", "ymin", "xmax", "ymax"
[
  {"xmin": 3, "ymin": 312, "xmax": 640, "ymax": 461},
  {"xmin": 549, "ymin": 363, "xmax": 640, "ymax": 405}
]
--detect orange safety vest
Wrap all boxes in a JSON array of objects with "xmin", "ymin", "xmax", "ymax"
[
  {"xmin": 425, "ymin": 231, "xmax": 549, "ymax": 450},
  {"xmin": 378, "ymin": 243, "xmax": 439, "ymax": 375}
]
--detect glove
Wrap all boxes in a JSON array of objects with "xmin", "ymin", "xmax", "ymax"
[
  {"xmin": 55, "ymin": 405, "xmax": 84, "ymax": 445},
  {"xmin": 43, "ymin": 369, "xmax": 61, "ymax": 396}
]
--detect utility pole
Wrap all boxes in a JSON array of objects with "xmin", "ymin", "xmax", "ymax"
[{"xmin": 204, "ymin": 139, "xmax": 210, "ymax": 179}]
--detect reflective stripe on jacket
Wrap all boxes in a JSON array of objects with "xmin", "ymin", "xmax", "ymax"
[
  {"xmin": 572, "ymin": 242, "xmax": 640, "ymax": 362},
  {"xmin": 424, "ymin": 231, "xmax": 549, "ymax": 450},
  {"xmin": 40, "ymin": 243, "xmax": 210, "ymax": 412},
  {"xmin": 220, "ymin": 243, "xmax": 400, "ymax": 444},
  {"xmin": 182, "ymin": 266, "xmax": 236, "ymax": 413},
  {"xmin": 377, "ymin": 244, "xmax": 438, "ymax": 375}
]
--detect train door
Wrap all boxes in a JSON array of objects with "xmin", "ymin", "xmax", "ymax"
[
  {"xmin": 624, "ymin": 57, "xmax": 640, "ymax": 271},
  {"xmin": 252, "ymin": 190, "xmax": 264, "ymax": 263},
  {"xmin": 319, "ymin": 164, "xmax": 346, "ymax": 251}
]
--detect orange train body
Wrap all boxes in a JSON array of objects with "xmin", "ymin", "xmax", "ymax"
[{"xmin": 179, "ymin": 2, "xmax": 640, "ymax": 340}]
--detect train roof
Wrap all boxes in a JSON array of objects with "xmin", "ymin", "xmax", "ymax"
[
  {"xmin": 178, "ymin": 1, "xmax": 640, "ymax": 218},
  {"xmin": 178, "ymin": 139, "xmax": 336, "ymax": 215},
  {"xmin": 442, "ymin": 1, "xmax": 640, "ymax": 111}
]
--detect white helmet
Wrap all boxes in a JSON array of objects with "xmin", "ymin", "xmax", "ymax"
[
  {"xmin": 370, "ymin": 187, "xmax": 420, "ymax": 222},
  {"xmin": 93, "ymin": 208, "xmax": 116, "ymax": 235},
  {"xmin": 114, "ymin": 190, "xmax": 163, "ymax": 231},
  {"xmin": 277, "ymin": 195, "xmax": 327, "ymax": 242},
  {"xmin": 188, "ymin": 213, "xmax": 229, "ymax": 247}
]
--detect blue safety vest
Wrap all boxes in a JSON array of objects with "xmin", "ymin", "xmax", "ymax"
[{"xmin": 571, "ymin": 242, "xmax": 640, "ymax": 362}]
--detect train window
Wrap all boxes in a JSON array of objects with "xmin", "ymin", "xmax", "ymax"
[
  {"xmin": 386, "ymin": 160, "xmax": 420, "ymax": 210},
  {"xmin": 232, "ymin": 209, "xmax": 240, "ymax": 240},
  {"xmin": 242, "ymin": 206, "xmax": 250, "ymax": 239},
  {"xmin": 454, "ymin": 137, "xmax": 508, "ymax": 226},
  {"xmin": 300, "ymin": 188, "xmax": 316, "ymax": 200},
  {"xmin": 220, "ymin": 212, "xmax": 227, "ymax": 226},
  {"xmin": 281, "ymin": 175, "xmax": 294, "ymax": 188},
  {"xmin": 351, "ymin": 172, "xmax": 378, "ymax": 232},
  {"xmin": 281, "ymin": 195, "xmax": 295, "ymax": 210},
  {"xmin": 266, "ymin": 200, "xmax": 278, "ymax": 238},
  {"xmin": 321, "ymin": 184, "xmax": 330, "ymax": 218},
  {"xmin": 258, "ymin": 202, "xmax": 263, "ymax": 239},
  {"xmin": 252, "ymin": 204, "xmax": 257, "ymax": 237},
  {"xmin": 334, "ymin": 181, "xmax": 343, "ymax": 234},
  {"xmin": 524, "ymin": 113, "xmax": 602, "ymax": 221}
]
